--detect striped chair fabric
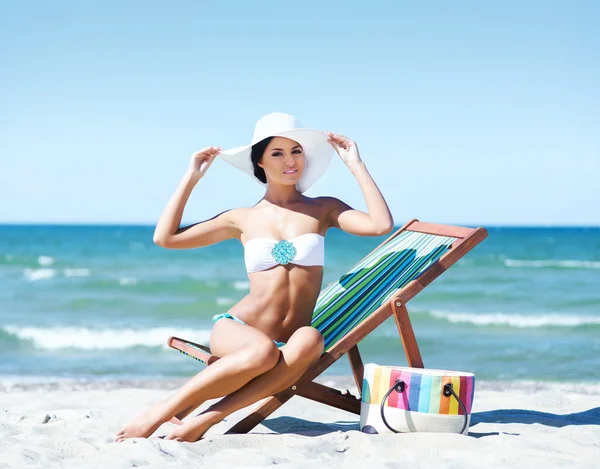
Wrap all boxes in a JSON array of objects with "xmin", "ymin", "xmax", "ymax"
[{"xmin": 312, "ymin": 231, "xmax": 455, "ymax": 350}]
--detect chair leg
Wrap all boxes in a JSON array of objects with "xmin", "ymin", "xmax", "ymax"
[
  {"xmin": 224, "ymin": 388, "xmax": 297, "ymax": 434},
  {"xmin": 347, "ymin": 345, "xmax": 364, "ymax": 397},
  {"xmin": 391, "ymin": 299, "xmax": 424, "ymax": 368},
  {"xmin": 297, "ymin": 381, "xmax": 360, "ymax": 415}
]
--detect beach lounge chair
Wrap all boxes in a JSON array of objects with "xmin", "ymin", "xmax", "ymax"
[{"xmin": 167, "ymin": 219, "xmax": 487, "ymax": 433}]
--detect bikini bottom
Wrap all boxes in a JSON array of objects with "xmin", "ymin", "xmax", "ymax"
[{"xmin": 212, "ymin": 312, "xmax": 286, "ymax": 348}]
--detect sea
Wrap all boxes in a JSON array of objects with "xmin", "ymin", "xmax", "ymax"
[{"xmin": 1, "ymin": 225, "xmax": 599, "ymax": 383}]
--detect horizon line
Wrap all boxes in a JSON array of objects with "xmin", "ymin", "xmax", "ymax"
[{"xmin": 1, "ymin": 221, "xmax": 599, "ymax": 229}]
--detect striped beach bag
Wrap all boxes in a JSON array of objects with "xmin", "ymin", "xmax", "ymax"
[{"xmin": 360, "ymin": 364, "xmax": 475, "ymax": 435}]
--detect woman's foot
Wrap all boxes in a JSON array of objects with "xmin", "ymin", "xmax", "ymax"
[
  {"xmin": 115, "ymin": 403, "xmax": 169, "ymax": 443},
  {"xmin": 164, "ymin": 411, "xmax": 219, "ymax": 442}
]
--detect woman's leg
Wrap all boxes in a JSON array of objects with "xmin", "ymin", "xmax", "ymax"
[
  {"xmin": 165, "ymin": 326, "xmax": 324, "ymax": 442},
  {"xmin": 115, "ymin": 319, "xmax": 281, "ymax": 442}
]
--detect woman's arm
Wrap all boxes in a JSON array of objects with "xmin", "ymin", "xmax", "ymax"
[
  {"xmin": 153, "ymin": 147, "xmax": 240, "ymax": 249},
  {"xmin": 323, "ymin": 132, "xmax": 394, "ymax": 236}
]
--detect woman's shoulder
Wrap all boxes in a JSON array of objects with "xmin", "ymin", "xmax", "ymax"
[
  {"xmin": 224, "ymin": 206, "xmax": 252, "ymax": 224},
  {"xmin": 310, "ymin": 196, "xmax": 347, "ymax": 211},
  {"xmin": 305, "ymin": 196, "xmax": 351, "ymax": 229},
  {"xmin": 311, "ymin": 195, "xmax": 341, "ymax": 203}
]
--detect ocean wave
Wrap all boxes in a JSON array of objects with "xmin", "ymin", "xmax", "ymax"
[
  {"xmin": 23, "ymin": 268, "xmax": 57, "ymax": 281},
  {"xmin": 2, "ymin": 326, "xmax": 211, "ymax": 351},
  {"xmin": 504, "ymin": 259, "xmax": 600, "ymax": 269},
  {"xmin": 38, "ymin": 255, "xmax": 55, "ymax": 266},
  {"xmin": 216, "ymin": 297, "xmax": 234, "ymax": 306},
  {"xmin": 119, "ymin": 277, "xmax": 138, "ymax": 286},
  {"xmin": 233, "ymin": 281, "xmax": 249, "ymax": 290},
  {"xmin": 23, "ymin": 267, "xmax": 91, "ymax": 281},
  {"xmin": 64, "ymin": 268, "xmax": 90, "ymax": 277},
  {"xmin": 429, "ymin": 310, "xmax": 600, "ymax": 328}
]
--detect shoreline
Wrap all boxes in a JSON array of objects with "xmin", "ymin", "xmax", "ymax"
[{"xmin": 3, "ymin": 375, "xmax": 600, "ymax": 394}]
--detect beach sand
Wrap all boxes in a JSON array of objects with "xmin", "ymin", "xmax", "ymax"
[{"xmin": 1, "ymin": 376, "xmax": 598, "ymax": 468}]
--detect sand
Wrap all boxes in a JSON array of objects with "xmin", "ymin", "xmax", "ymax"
[{"xmin": 1, "ymin": 376, "xmax": 599, "ymax": 468}]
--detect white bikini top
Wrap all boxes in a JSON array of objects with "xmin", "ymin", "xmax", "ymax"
[{"xmin": 243, "ymin": 233, "xmax": 325, "ymax": 273}]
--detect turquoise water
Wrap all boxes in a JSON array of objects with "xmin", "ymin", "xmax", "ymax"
[{"xmin": 1, "ymin": 225, "xmax": 599, "ymax": 382}]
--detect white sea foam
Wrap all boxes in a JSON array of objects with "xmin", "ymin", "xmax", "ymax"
[
  {"xmin": 63, "ymin": 268, "xmax": 90, "ymax": 277},
  {"xmin": 233, "ymin": 281, "xmax": 249, "ymax": 290},
  {"xmin": 24, "ymin": 268, "xmax": 57, "ymax": 281},
  {"xmin": 38, "ymin": 255, "xmax": 55, "ymax": 266},
  {"xmin": 2, "ymin": 326, "xmax": 212, "ymax": 350},
  {"xmin": 23, "ymin": 267, "xmax": 91, "ymax": 281},
  {"xmin": 216, "ymin": 297, "xmax": 234, "ymax": 306},
  {"xmin": 504, "ymin": 259, "xmax": 600, "ymax": 269},
  {"xmin": 430, "ymin": 310, "xmax": 600, "ymax": 328},
  {"xmin": 119, "ymin": 277, "xmax": 138, "ymax": 286}
]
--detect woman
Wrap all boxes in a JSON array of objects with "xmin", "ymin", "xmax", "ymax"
[{"xmin": 115, "ymin": 112, "xmax": 394, "ymax": 442}]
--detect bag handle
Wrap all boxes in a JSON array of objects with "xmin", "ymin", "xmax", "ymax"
[{"xmin": 380, "ymin": 378, "xmax": 469, "ymax": 434}]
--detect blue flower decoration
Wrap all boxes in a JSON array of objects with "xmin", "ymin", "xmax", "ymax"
[{"xmin": 271, "ymin": 240, "xmax": 297, "ymax": 265}]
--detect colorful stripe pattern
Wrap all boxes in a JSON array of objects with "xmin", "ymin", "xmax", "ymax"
[
  {"xmin": 362, "ymin": 364, "xmax": 475, "ymax": 415},
  {"xmin": 311, "ymin": 231, "xmax": 455, "ymax": 350}
]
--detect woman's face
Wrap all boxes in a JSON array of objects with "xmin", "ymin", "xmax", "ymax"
[{"xmin": 258, "ymin": 136, "xmax": 305, "ymax": 187}]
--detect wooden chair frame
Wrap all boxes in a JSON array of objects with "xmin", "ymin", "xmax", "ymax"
[{"xmin": 167, "ymin": 219, "xmax": 488, "ymax": 434}]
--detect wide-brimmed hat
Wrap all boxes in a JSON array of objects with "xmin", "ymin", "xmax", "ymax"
[{"xmin": 218, "ymin": 112, "xmax": 333, "ymax": 193}]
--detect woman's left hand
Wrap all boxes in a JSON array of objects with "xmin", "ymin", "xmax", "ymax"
[{"xmin": 326, "ymin": 131, "xmax": 362, "ymax": 165}]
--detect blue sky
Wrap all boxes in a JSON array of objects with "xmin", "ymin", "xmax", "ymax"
[{"xmin": 1, "ymin": 1, "xmax": 598, "ymax": 226}]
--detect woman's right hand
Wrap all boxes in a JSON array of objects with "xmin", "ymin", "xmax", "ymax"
[{"xmin": 188, "ymin": 146, "xmax": 222, "ymax": 180}]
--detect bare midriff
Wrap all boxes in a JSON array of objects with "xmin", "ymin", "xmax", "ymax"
[{"xmin": 228, "ymin": 264, "xmax": 323, "ymax": 343}]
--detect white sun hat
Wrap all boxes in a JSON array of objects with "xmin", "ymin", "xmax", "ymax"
[{"xmin": 218, "ymin": 112, "xmax": 334, "ymax": 193}]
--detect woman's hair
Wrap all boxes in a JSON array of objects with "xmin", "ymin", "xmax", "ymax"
[{"xmin": 250, "ymin": 136, "xmax": 274, "ymax": 183}]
